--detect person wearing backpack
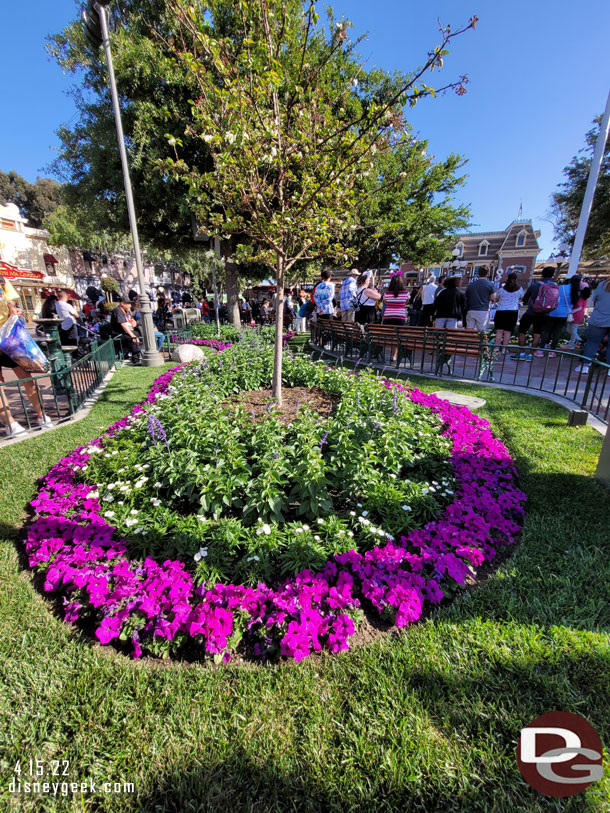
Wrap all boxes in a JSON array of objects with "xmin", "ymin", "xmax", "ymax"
[
  {"xmin": 510, "ymin": 266, "xmax": 558, "ymax": 361},
  {"xmin": 537, "ymin": 278, "xmax": 572, "ymax": 357}
]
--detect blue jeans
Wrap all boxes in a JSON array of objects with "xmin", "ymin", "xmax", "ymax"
[
  {"xmin": 155, "ymin": 330, "xmax": 165, "ymax": 352},
  {"xmin": 582, "ymin": 325, "xmax": 610, "ymax": 363}
]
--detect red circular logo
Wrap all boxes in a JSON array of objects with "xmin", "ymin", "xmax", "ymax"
[{"xmin": 516, "ymin": 711, "xmax": 604, "ymax": 797}]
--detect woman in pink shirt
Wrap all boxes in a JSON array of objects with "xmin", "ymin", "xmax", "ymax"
[
  {"xmin": 564, "ymin": 276, "xmax": 591, "ymax": 349},
  {"xmin": 381, "ymin": 273, "xmax": 410, "ymax": 361}
]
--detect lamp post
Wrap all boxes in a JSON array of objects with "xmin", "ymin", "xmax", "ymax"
[{"xmin": 82, "ymin": 1, "xmax": 163, "ymax": 366}]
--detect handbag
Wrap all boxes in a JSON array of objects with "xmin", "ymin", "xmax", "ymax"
[{"xmin": 0, "ymin": 315, "xmax": 51, "ymax": 373}]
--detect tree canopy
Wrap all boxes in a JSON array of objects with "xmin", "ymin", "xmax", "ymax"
[
  {"xmin": 552, "ymin": 114, "xmax": 610, "ymax": 259},
  {"xmin": 0, "ymin": 170, "xmax": 63, "ymax": 228}
]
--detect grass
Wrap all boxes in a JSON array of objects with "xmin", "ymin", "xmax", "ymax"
[{"xmin": 1, "ymin": 364, "xmax": 609, "ymax": 811}]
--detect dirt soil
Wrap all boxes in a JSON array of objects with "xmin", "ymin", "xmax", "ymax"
[{"xmin": 225, "ymin": 387, "xmax": 337, "ymax": 425}]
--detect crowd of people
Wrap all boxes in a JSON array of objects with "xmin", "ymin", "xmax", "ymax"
[{"xmin": 307, "ymin": 265, "xmax": 610, "ymax": 369}]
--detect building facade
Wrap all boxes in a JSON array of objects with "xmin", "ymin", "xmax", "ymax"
[
  {"xmin": 426, "ymin": 221, "xmax": 541, "ymax": 288},
  {"xmin": 0, "ymin": 202, "xmax": 77, "ymax": 319}
]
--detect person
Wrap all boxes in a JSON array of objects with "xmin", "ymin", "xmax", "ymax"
[
  {"xmin": 261, "ymin": 300, "xmax": 272, "ymax": 324},
  {"xmin": 110, "ymin": 297, "xmax": 141, "ymax": 363},
  {"xmin": 464, "ymin": 266, "xmax": 496, "ymax": 330},
  {"xmin": 408, "ymin": 285, "xmax": 423, "ymax": 326},
  {"xmin": 538, "ymin": 278, "xmax": 572, "ymax": 357},
  {"xmin": 420, "ymin": 276, "xmax": 438, "ymax": 326},
  {"xmin": 0, "ymin": 285, "xmax": 52, "ymax": 436},
  {"xmin": 283, "ymin": 291, "xmax": 295, "ymax": 328},
  {"xmin": 313, "ymin": 270, "xmax": 335, "ymax": 320},
  {"xmin": 564, "ymin": 276, "xmax": 591, "ymax": 349},
  {"xmin": 380, "ymin": 273, "xmax": 410, "ymax": 361},
  {"xmin": 200, "ymin": 299, "xmax": 210, "ymax": 323},
  {"xmin": 510, "ymin": 266, "xmax": 558, "ymax": 361},
  {"xmin": 132, "ymin": 300, "xmax": 164, "ymax": 352},
  {"xmin": 339, "ymin": 269, "xmax": 359, "ymax": 323},
  {"xmin": 493, "ymin": 272, "xmax": 523, "ymax": 352},
  {"xmin": 432, "ymin": 276, "xmax": 466, "ymax": 329},
  {"xmin": 55, "ymin": 291, "xmax": 79, "ymax": 346},
  {"xmin": 575, "ymin": 280, "xmax": 610, "ymax": 374},
  {"xmin": 40, "ymin": 295, "xmax": 58, "ymax": 319},
  {"xmin": 240, "ymin": 298, "xmax": 252, "ymax": 324},
  {"xmin": 354, "ymin": 271, "xmax": 381, "ymax": 325}
]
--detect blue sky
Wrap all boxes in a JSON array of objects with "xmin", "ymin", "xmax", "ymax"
[{"xmin": 1, "ymin": 0, "xmax": 609, "ymax": 258}]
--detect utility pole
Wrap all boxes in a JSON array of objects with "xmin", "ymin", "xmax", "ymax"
[
  {"xmin": 83, "ymin": 0, "xmax": 164, "ymax": 366},
  {"xmin": 567, "ymin": 89, "xmax": 610, "ymax": 278}
]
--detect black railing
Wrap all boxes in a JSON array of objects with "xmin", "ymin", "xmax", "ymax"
[
  {"xmin": 310, "ymin": 321, "xmax": 610, "ymax": 424},
  {"xmin": 0, "ymin": 339, "xmax": 120, "ymax": 438}
]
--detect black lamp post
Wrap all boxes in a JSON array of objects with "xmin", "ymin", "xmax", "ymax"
[{"xmin": 82, "ymin": 1, "xmax": 163, "ymax": 366}]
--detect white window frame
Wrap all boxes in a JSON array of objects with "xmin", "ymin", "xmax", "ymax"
[
  {"xmin": 455, "ymin": 242, "xmax": 464, "ymax": 258},
  {"xmin": 478, "ymin": 241, "xmax": 489, "ymax": 257},
  {"xmin": 516, "ymin": 230, "xmax": 527, "ymax": 248}
]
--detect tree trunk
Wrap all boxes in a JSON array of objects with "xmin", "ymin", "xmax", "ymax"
[
  {"xmin": 224, "ymin": 255, "xmax": 241, "ymax": 330},
  {"xmin": 272, "ymin": 254, "xmax": 285, "ymax": 405}
]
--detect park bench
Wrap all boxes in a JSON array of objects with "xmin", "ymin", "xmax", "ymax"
[{"xmin": 365, "ymin": 325, "xmax": 485, "ymax": 374}]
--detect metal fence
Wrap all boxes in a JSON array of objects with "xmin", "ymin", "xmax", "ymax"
[
  {"xmin": 0, "ymin": 338, "xmax": 121, "ymax": 435},
  {"xmin": 309, "ymin": 321, "xmax": 610, "ymax": 424}
]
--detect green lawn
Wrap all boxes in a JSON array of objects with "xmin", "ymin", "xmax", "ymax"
[{"xmin": 0, "ymin": 364, "xmax": 609, "ymax": 812}]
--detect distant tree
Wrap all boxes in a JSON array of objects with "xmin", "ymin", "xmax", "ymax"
[
  {"xmin": 0, "ymin": 170, "xmax": 63, "ymax": 228},
  {"xmin": 163, "ymin": 0, "xmax": 476, "ymax": 402},
  {"xmin": 552, "ymin": 115, "xmax": 610, "ymax": 259}
]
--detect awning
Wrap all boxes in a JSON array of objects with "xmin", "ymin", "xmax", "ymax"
[
  {"xmin": 62, "ymin": 288, "xmax": 82, "ymax": 300},
  {"xmin": 43, "ymin": 253, "xmax": 58, "ymax": 265}
]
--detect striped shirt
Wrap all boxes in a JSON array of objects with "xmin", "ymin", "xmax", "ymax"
[{"xmin": 383, "ymin": 290, "xmax": 410, "ymax": 319}]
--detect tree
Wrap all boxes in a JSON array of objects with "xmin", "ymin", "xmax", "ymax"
[
  {"xmin": 0, "ymin": 170, "xmax": 63, "ymax": 228},
  {"xmin": 552, "ymin": 114, "xmax": 610, "ymax": 259},
  {"xmin": 162, "ymin": 0, "xmax": 475, "ymax": 402},
  {"xmin": 348, "ymin": 140, "xmax": 470, "ymax": 268}
]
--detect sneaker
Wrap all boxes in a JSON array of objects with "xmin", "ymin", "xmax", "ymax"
[
  {"xmin": 574, "ymin": 365, "xmax": 590, "ymax": 374},
  {"xmin": 525, "ymin": 353, "xmax": 533, "ymax": 361},
  {"xmin": 548, "ymin": 352, "xmax": 557, "ymax": 359},
  {"xmin": 37, "ymin": 415, "xmax": 53, "ymax": 428},
  {"xmin": 534, "ymin": 350, "xmax": 545, "ymax": 358},
  {"xmin": 6, "ymin": 421, "xmax": 27, "ymax": 437},
  {"xmin": 510, "ymin": 352, "xmax": 526, "ymax": 360}
]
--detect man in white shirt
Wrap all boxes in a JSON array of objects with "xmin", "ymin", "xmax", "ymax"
[
  {"xmin": 421, "ymin": 276, "xmax": 438, "ymax": 326},
  {"xmin": 56, "ymin": 291, "xmax": 79, "ymax": 346}
]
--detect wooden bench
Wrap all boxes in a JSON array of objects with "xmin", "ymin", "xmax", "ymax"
[{"xmin": 365, "ymin": 325, "xmax": 485, "ymax": 373}]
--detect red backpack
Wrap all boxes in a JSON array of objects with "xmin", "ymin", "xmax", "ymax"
[{"xmin": 531, "ymin": 281, "xmax": 560, "ymax": 314}]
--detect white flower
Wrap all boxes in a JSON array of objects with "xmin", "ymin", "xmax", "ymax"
[
  {"xmin": 361, "ymin": 510, "xmax": 368, "ymax": 517},
  {"xmin": 348, "ymin": 531, "xmax": 354, "ymax": 538},
  {"xmin": 154, "ymin": 481, "xmax": 162, "ymax": 488},
  {"xmin": 247, "ymin": 555, "xmax": 260, "ymax": 562},
  {"xmin": 194, "ymin": 547, "xmax": 208, "ymax": 562},
  {"xmin": 225, "ymin": 132, "xmax": 235, "ymax": 144},
  {"xmin": 134, "ymin": 528, "xmax": 144, "ymax": 534},
  {"xmin": 262, "ymin": 523, "xmax": 271, "ymax": 535},
  {"xmin": 150, "ymin": 498, "xmax": 162, "ymax": 507},
  {"xmin": 402, "ymin": 505, "xmax": 412, "ymax": 511},
  {"xmin": 118, "ymin": 501, "xmax": 124, "ymax": 505},
  {"xmin": 359, "ymin": 517, "xmax": 370, "ymax": 526},
  {"xmin": 314, "ymin": 535, "xmax": 321, "ymax": 541},
  {"xmin": 203, "ymin": 134, "xmax": 213, "ymax": 143},
  {"xmin": 103, "ymin": 494, "xmax": 114, "ymax": 503},
  {"xmin": 125, "ymin": 518, "xmax": 137, "ymax": 527},
  {"xmin": 196, "ymin": 515, "xmax": 207, "ymax": 522},
  {"xmin": 428, "ymin": 486, "xmax": 436, "ymax": 492},
  {"xmin": 86, "ymin": 491, "xmax": 99, "ymax": 499},
  {"xmin": 317, "ymin": 518, "xmax": 325, "ymax": 525},
  {"xmin": 357, "ymin": 503, "xmax": 363, "ymax": 508},
  {"xmin": 295, "ymin": 528, "xmax": 303, "ymax": 534},
  {"xmin": 104, "ymin": 511, "xmax": 115, "ymax": 518},
  {"xmin": 302, "ymin": 524, "xmax": 310, "ymax": 531},
  {"xmin": 349, "ymin": 511, "xmax": 356, "ymax": 516}
]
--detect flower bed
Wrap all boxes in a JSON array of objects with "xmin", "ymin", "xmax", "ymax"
[{"xmin": 23, "ymin": 343, "xmax": 526, "ymax": 663}]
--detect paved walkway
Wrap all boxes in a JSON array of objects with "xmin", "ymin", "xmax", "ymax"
[{"xmin": 1, "ymin": 367, "xmax": 70, "ymax": 432}]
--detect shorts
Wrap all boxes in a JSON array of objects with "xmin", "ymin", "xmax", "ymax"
[
  {"xmin": 0, "ymin": 351, "xmax": 19, "ymax": 369},
  {"xmin": 466, "ymin": 310, "xmax": 490, "ymax": 331},
  {"xmin": 518, "ymin": 311, "xmax": 546, "ymax": 336},
  {"xmin": 341, "ymin": 309, "xmax": 355, "ymax": 323},
  {"xmin": 494, "ymin": 310, "xmax": 519, "ymax": 331},
  {"xmin": 381, "ymin": 317, "xmax": 406, "ymax": 326}
]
